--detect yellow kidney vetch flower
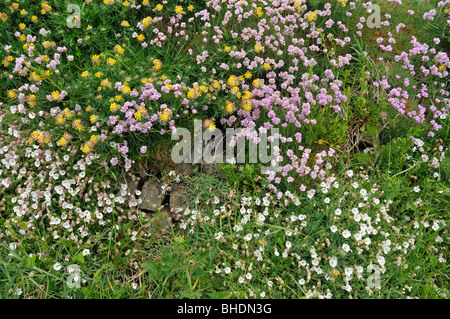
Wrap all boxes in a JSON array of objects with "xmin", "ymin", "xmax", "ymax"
[
  {"xmin": 114, "ymin": 44, "xmax": 124, "ymax": 55},
  {"xmin": 121, "ymin": 85, "xmax": 131, "ymax": 95},
  {"xmin": 50, "ymin": 91, "xmax": 61, "ymax": 101},
  {"xmin": 27, "ymin": 94, "xmax": 37, "ymax": 108},
  {"xmin": 90, "ymin": 114, "xmax": 99, "ymax": 124},
  {"xmin": 255, "ymin": 7, "xmax": 263, "ymax": 17},
  {"xmin": 175, "ymin": 6, "xmax": 183, "ymax": 15},
  {"xmin": 254, "ymin": 44, "xmax": 262, "ymax": 53},
  {"xmin": 187, "ymin": 5, "xmax": 194, "ymax": 11},
  {"xmin": 294, "ymin": 1, "xmax": 303, "ymax": 12},
  {"xmin": 153, "ymin": 59, "xmax": 162, "ymax": 71},
  {"xmin": 121, "ymin": 20, "xmax": 130, "ymax": 27},
  {"xmin": 159, "ymin": 108, "xmax": 172, "ymax": 123},
  {"xmin": 107, "ymin": 58, "xmax": 116, "ymax": 66},
  {"xmin": 306, "ymin": 11, "xmax": 317, "ymax": 22},
  {"xmin": 155, "ymin": 4, "xmax": 163, "ymax": 11},
  {"xmin": 110, "ymin": 102, "xmax": 121, "ymax": 112},
  {"xmin": 29, "ymin": 72, "xmax": 42, "ymax": 82},
  {"xmin": 91, "ymin": 54, "xmax": 101, "ymax": 64},
  {"xmin": 225, "ymin": 100, "xmax": 236, "ymax": 114},
  {"xmin": 41, "ymin": 2, "xmax": 52, "ymax": 14},
  {"xmin": 137, "ymin": 34, "xmax": 145, "ymax": 42},
  {"xmin": 7, "ymin": 90, "xmax": 17, "ymax": 99}
]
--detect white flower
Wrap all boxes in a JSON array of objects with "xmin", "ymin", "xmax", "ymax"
[
  {"xmin": 324, "ymin": 197, "xmax": 330, "ymax": 204},
  {"xmin": 335, "ymin": 208, "xmax": 342, "ymax": 215},
  {"xmin": 342, "ymin": 230, "xmax": 351, "ymax": 238},
  {"xmin": 82, "ymin": 249, "xmax": 90, "ymax": 256},
  {"xmin": 329, "ymin": 256, "xmax": 338, "ymax": 267},
  {"xmin": 245, "ymin": 272, "xmax": 252, "ymax": 280},
  {"xmin": 346, "ymin": 170, "xmax": 354, "ymax": 177},
  {"xmin": 224, "ymin": 267, "xmax": 231, "ymax": 274},
  {"xmin": 330, "ymin": 225, "xmax": 338, "ymax": 233},
  {"xmin": 432, "ymin": 222, "xmax": 439, "ymax": 231},
  {"xmin": 214, "ymin": 232, "xmax": 223, "ymax": 240},
  {"xmin": 298, "ymin": 278, "xmax": 306, "ymax": 285},
  {"xmin": 53, "ymin": 263, "xmax": 62, "ymax": 271},
  {"xmin": 377, "ymin": 255, "xmax": 386, "ymax": 266}
]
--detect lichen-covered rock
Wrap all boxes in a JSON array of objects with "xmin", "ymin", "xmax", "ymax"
[{"xmin": 139, "ymin": 180, "xmax": 163, "ymax": 211}]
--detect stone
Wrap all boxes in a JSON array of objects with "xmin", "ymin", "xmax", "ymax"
[
  {"xmin": 170, "ymin": 184, "xmax": 188, "ymax": 214},
  {"xmin": 139, "ymin": 179, "xmax": 163, "ymax": 211},
  {"xmin": 174, "ymin": 151, "xmax": 192, "ymax": 176}
]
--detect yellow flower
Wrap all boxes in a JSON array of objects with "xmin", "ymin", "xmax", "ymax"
[
  {"xmin": 58, "ymin": 137, "xmax": 68, "ymax": 147},
  {"xmin": 155, "ymin": 4, "xmax": 163, "ymax": 11},
  {"xmin": 175, "ymin": 6, "xmax": 183, "ymax": 15},
  {"xmin": 51, "ymin": 91, "xmax": 61, "ymax": 101},
  {"xmin": 225, "ymin": 101, "xmax": 236, "ymax": 114},
  {"xmin": 31, "ymin": 15, "xmax": 37, "ymax": 22},
  {"xmin": 242, "ymin": 102, "xmax": 252, "ymax": 112},
  {"xmin": 19, "ymin": 23, "xmax": 26, "ymax": 30},
  {"xmin": 103, "ymin": 0, "xmax": 113, "ymax": 5},
  {"xmin": 244, "ymin": 71, "xmax": 252, "ymax": 79},
  {"xmin": 137, "ymin": 34, "xmax": 145, "ymax": 42},
  {"xmin": 90, "ymin": 114, "xmax": 99, "ymax": 123},
  {"xmin": 255, "ymin": 7, "xmax": 263, "ymax": 17},
  {"xmin": 142, "ymin": 16, "xmax": 153, "ymax": 28},
  {"xmin": 55, "ymin": 114, "xmax": 65, "ymax": 125},
  {"xmin": 306, "ymin": 12, "xmax": 317, "ymax": 22},
  {"xmin": 153, "ymin": 59, "xmax": 162, "ymax": 71},
  {"xmin": 121, "ymin": 20, "xmax": 130, "ymax": 27},
  {"xmin": 41, "ymin": 2, "xmax": 52, "ymax": 14},
  {"xmin": 29, "ymin": 72, "xmax": 42, "ymax": 82},
  {"xmin": 95, "ymin": 71, "xmax": 103, "ymax": 78},
  {"xmin": 81, "ymin": 143, "xmax": 92, "ymax": 154},
  {"xmin": 294, "ymin": 2, "xmax": 303, "ymax": 12},
  {"xmin": 91, "ymin": 54, "xmax": 101, "ymax": 64},
  {"xmin": 110, "ymin": 102, "xmax": 120, "ymax": 112},
  {"xmin": 254, "ymin": 44, "xmax": 262, "ymax": 53},
  {"xmin": 63, "ymin": 108, "xmax": 74, "ymax": 119},
  {"xmin": 121, "ymin": 85, "xmax": 131, "ymax": 95},
  {"xmin": 81, "ymin": 70, "xmax": 90, "ymax": 78},
  {"xmin": 187, "ymin": 5, "xmax": 194, "ymax": 11},
  {"xmin": 107, "ymin": 58, "xmax": 116, "ymax": 66},
  {"xmin": 224, "ymin": 46, "xmax": 231, "ymax": 52},
  {"xmin": 332, "ymin": 270, "xmax": 340, "ymax": 276},
  {"xmin": 159, "ymin": 108, "xmax": 171, "ymax": 123},
  {"xmin": 263, "ymin": 63, "xmax": 271, "ymax": 71}
]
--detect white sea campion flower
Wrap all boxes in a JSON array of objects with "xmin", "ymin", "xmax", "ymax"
[
  {"xmin": 346, "ymin": 170, "xmax": 354, "ymax": 177},
  {"xmin": 330, "ymin": 225, "xmax": 338, "ymax": 233},
  {"xmin": 246, "ymin": 272, "xmax": 252, "ymax": 280},
  {"xmin": 335, "ymin": 208, "xmax": 342, "ymax": 215},
  {"xmin": 298, "ymin": 278, "xmax": 306, "ymax": 285},
  {"xmin": 82, "ymin": 249, "xmax": 90, "ymax": 256},
  {"xmin": 53, "ymin": 263, "xmax": 62, "ymax": 271},
  {"xmin": 342, "ymin": 230, "xmax": 351, "ymax": 238},
  {"xmin": 329, "ymin": 256, "xmax": 338, "ymax": 267}
]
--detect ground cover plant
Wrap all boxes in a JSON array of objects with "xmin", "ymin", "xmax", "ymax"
[{"xmin": 0, "ymin": 0, "xmax": 448, "ymax": 299}]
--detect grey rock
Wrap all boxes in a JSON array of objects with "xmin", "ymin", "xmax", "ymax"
[
  {"xmin": 140, "ymin": 179, "xmax": 163, "ymax": 211},
  {"xmin": 170, "ymin": 184, "xmax": 188, "ymax": 214}
]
